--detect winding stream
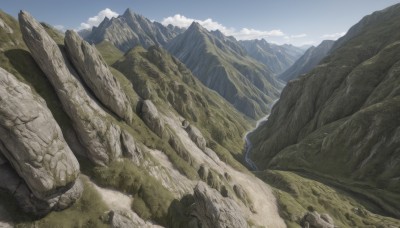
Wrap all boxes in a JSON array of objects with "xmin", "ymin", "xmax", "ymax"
[{"xmin": 244, "ymin": 100, "xmax": 278, "ymax": 171}]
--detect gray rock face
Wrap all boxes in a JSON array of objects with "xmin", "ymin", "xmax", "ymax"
[
  {"xmin": 186, "ymin": 125, "xmax": 207, "ymax": 151},
  {"xmin": 0, "ymin": 67, "xmax": 80, "ymax": 201},
  {"xmin": 301, "ymin": 211, "xmax": 334, "ymax": 228},
  {"xmin": 86, "ymin": 8, "xmax": 183, "ymax": 52},
  {"xmin": 192, "ymin": 182, "xmax": 248, "ymax": 228},
  {"xmin": 64, "ymin": 30, "xmax": 133, "ymax": 122},
  {"xmin": 121, "ymin": 130, "xmax": 143, "ymax": 165},
  {"xmin": 19, "ymin": 10, "xmax": 123, "ymax": 166},
  {"xmin": 140, "ymin": 100, "xmax": 165, "ymax": 138},
  {"xmin": 0, "ymin": 161, "xmax": 82, "ymax": 216}
]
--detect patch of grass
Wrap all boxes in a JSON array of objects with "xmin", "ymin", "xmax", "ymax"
[
  {"xmin": 92, "ymin": 160, "xmax": 175, "ymax": 225},
  {"xmin": 96, "ymin": 41, "xmax": 124, "ymax": 65}
]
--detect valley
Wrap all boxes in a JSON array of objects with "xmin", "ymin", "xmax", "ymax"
[{"xmin": 0, "ymin": 2, "xmax": 400, "ymax": 228}]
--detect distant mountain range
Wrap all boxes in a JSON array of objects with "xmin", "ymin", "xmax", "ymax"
[
  {"xmin": 84, "ymin": 9, "xmax": 183, "ymax": 52},
  {"xmin": 279, "ymin": 40, "xmax": 334, "ymax": 82},
  {"xmin": 167, "ymin": 22, "xmax": 282, "ymax": 118},
  {"xmin": 240, "ymin": 39, "xmax": 304, "ymax": 74}
]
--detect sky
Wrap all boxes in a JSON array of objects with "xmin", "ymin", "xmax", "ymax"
[{"xmin": 2, "ymin": 0, "xmax": 400, "ymax": 46}]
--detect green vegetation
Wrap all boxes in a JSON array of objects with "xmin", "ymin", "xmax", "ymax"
[
  {"xmin": 92, "ymin": 160, "xmax": 174, "ymax": 225},
  {"xmin": 95, "ymin": 41, "xmax": 124, "ymax": 65},
  {"xmin": 0, "ymin": 176, "xmax": 108, "ymax": 228},
  {"xmin": 257, "ymin": 170, "xmax": 400, "ymax": 228},
  {"xmin": 111, "ymin": 45, "xmax": 252, "ymax": 172}
]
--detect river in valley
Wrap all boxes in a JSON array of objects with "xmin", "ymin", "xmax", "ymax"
[{"xmin": 244, "ymin": 100, "xmax": 278, "ymax": 171}]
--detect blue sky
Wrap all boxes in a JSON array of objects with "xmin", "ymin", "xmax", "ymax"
[{"xmin": 2, "ymin": 0, "xmax": 400, "ymax": 46}]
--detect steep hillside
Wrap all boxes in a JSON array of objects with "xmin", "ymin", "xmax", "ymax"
[
  {"xmin": 0, "ymin": 10, "xmax": 285, "ymax": 228},
  {"xmin": 85, "ymin": 8, "xmax": 183, "ymax": 52},
  {"xmin": 250, "ymin": 3, "xmax": 400, "ymax": 221},
  {"xmin": 167, "ymin": 22, "xmax": 283, "ymax": 119},
  {"xmin": 279, "ymin": 40, "xmax": 334, "ymax": 82},
  {"xmin": 240, "ymin": 39, "xmax": 304, "ymax": 74},
  {"xmin": 111, "ymin": 45, "xmax": 252, "ymax": 168}
]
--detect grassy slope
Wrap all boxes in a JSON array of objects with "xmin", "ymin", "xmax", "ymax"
[
  {"xmin": 257, "ymin": 170, "xmax": 400, "ymax": 228},
  {"xmin": 249, "ymin": 4, "xmax": 400, "ymax": 220},
  {"xmin": 110, "ymin": 45, "xmax": 253, "ymax": 171}
]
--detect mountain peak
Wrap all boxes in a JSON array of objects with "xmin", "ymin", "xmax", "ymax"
[
  {"xmin": 122, "ymin": 8, "xmax": 135, "ymax": 18},
  {"xmin": 188, "ymin": 21, "xmax": 204, "ymax": 31}
]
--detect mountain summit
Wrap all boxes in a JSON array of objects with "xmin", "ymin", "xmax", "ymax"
[{"xmin": 85, "ymin": 8, "xmax": 183, "ymax": 51}]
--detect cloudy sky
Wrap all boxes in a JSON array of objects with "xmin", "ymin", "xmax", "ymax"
[{"xmin": 2, "ymin": 0, "xmax": 399, "ymax": 46}]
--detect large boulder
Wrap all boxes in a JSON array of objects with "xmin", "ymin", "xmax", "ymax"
[
  {"xmin": 186, "ymin": 125, "xmax": 206, "ymax": 151},
  {"xmin": 19, "ymin": 10, "xmax": 124, "ymax": 166},
  {"xmin": 0, "ymin": 67, "xmax": 81, "ymax": 208},
  {"xmin": 64, "ymin": 30, "xmax": 133, "ymax": 122},
  {"xmin": 0, "ymin": 163, "xmax": 82, "ymax": 216},
  {"xmin": 140, "ymin": 100, "xmax": 165, "ymax": 138},
  {"xmin": 191, "ymin": 182, "xmax": 248, "ymax": 228}
]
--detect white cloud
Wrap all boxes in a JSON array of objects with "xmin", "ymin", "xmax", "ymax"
[
  {"xmin": 54, "ymin": 25, "xmax": 65, "ymax": 31},
  {"xmin": 284, "ymin": 34, "xmax": 307, "ymax": 40},
  {"xmin": 291, "ymin": 33, "xmax": 307, "ymax": 38},
  {"xmin": 161, "ymin": 14, "xmax": 284, "ymax": 40},
  {"xmin": 78, "ymin": 8, "xmax": 119, "ymax": 30},
  {"xmin": 161, "ymin": 14, "xmax": 234, "ymax": 35},
  {"xmin": 321, "ymin": 32, "xmax": 345, "ymax": 40}
]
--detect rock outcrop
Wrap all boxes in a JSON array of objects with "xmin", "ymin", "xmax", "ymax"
[
  {"xmin": 186, "ymin": 124, "xmax": 206, "ymax": 151},
  {"xmin": 120, "ymin": 130, "xmax": 143, "ymax": 165},
  {"xmin": 64, "ymin": 30, "xmax": 132, "ymax": 122},
  {"xmin": 0, "ymin": 67, "xmax": 82, "ymax": 215},
  {"xmin": 19, "ymin": 10, "xmax": 124, "ymax": 166},
  {"xmin": 106, "ymin": 210, "xmax": 162, "ymax": 228},
  {"xmin": 301, "ymin": 211, "xmax": 334, "ymax": 228},
  {"xmin": 140, "ymin": 100, "xmax": 165, "ymax": 138},
  {"xmin": 191, "ymin": 182, "xmax": 248, "ymax": 228}
]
